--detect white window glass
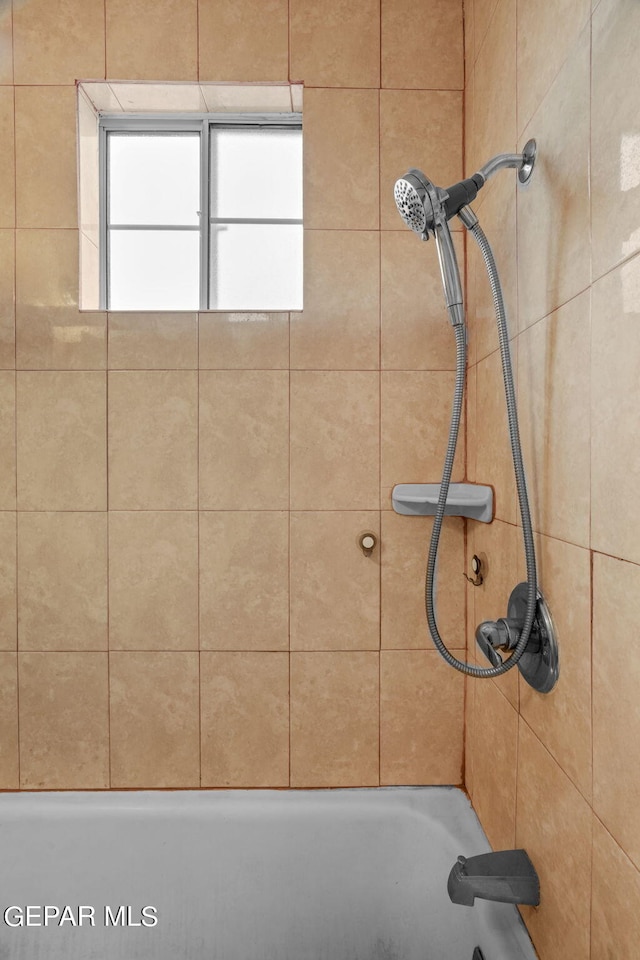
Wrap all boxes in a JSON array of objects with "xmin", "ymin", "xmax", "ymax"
[
  {"xmin": 210, "ymin": 128, "xmax": 303, "ymax": 220},
  {"xmin": 109, "ymin": 134, "xmax": 200, "ymax": 226},
  {"xmin": 103, "ymin": 117, "xmax": 302, "ymax": 310},
  {"xmin": 210, "ymin": 223, "xmax": 303, "ymax": 311},
  {"xmin": 109, "ymin": 230, "xmax": 200, "ymax": 310}
]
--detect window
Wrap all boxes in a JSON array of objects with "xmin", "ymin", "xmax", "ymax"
[{"xmin": 99, "ymin": 114, "xmax": 303, "ymax": 311}]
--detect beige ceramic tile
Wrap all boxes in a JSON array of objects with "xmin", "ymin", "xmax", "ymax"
[
  {"xmin": 200, "ymin": 83, "xmax": 290, "ymax": 114},
  {"xmin": 380, "ymin": 650, "xmax": 464, "ymax": 785},
  {"xmin": 290, "ymin": 652, "xmax": 379, "ymax": 787},
  {"xmin": 19, "ymin": 652, "xmax": 109, "ymax": 788},
  {"xmin": 80, "ymin": 232, "xmax": 100, "ymax": 312},
  {"xmin": 0, "ymin": 653, "xmax": 18, "ymax": 787},
  {"xmin": 462, "ymin": 0, "xmax": 476, "ymax": 67},
  {"xmin": 108, "ymin": 314, "xmax": 198, "ymax": 369},
  {"xmin": 290, "ymin": 0, "xmax": 380, "ymax": 87},
  {"xmin": 108, "ymin": 371, "xmax": 197, "ymax": 509},
  {"xmin": 592, "ymin": 256, "xmax": 640, "ymax": 565},
  {"xmin": 472, "ymin": 0, "xmax": 499, "ymax": 59},
  {"xmin": 593, "ymin": 553, "xmax": 640, "ymax": 870},
  {"xmin": 290, "ymin": 372, "xmax": 379, "ymax": 510},
  {"xmin": 77, "ymin": 91, "xmax": 99, "ymax": 247},
  {"xmin": 0, "ymin": 4, "xmax": 13, "ymax": 84},
  {"xmin": 110, "ymin": 651, "xmax": 199, "ymax": 788},
  {"xmin": 13, "ymin": 0, "xmax": 105, "ymax": 84},
  {"xmin": 592, "ymin": 0, "xmax": 640, "ymax": 279},
  {"xmin": 519, "ymin": 534, "xmax": 591, "ymax": 801},
  {"xmin": 15, "ymin": 86, "xmax": 77, "ymax": 228},
  {"xmin": 106, "ymin": 0, "xmax": 197, "ymax": 80},
  {"xmin": 381, "ymin": 231, "xmax": 463, "ymax": 370},
  {"xmin": 469, "ymin": 173, "xmax": 517, "ymax": 358},
  {"xmin": 517, "ymin": 29, "xmax": 590, "ymax": 329},
  {"xmin": 79, "ymin": 82, "xmax": 125, "ymax": 114},
  {"xmin": 0, "ymin": 86, "xmax": 14, "ymax": 227},
  {"xmin": 381, "ymin": 512, "xmax": 465, "ymax": 650},
  {"xmin": 105, "ymin": 82, "xmax": 204, "ymax": 113},
  {"xmin": 380, "ymin": 371, "xmax": 465, "ymax": 508},
  {"xmin": 516, "ymin": 720, "xmax": 592, "ymax": 960},
  {"xmin": 0, "ymin": 513, "xmax": 15, "ymax": 650},
  {"xmin": 517, "ymin": 0, "xmax": 590, "ymax": 133},
  {"xmin": 473, "ymin": 0, "xmax": 516, "ymax": 165},
  {"xmin": 201, "ymin": 652, "xmax": 289, "ymax": 787},
  {"xmin": 0, "ymin": 230, "xmax": 15, "ymax": 367},
  {"xmin": 17, "ymin": 371, "xmax": 106, "ymax": 510},
  {"xmin": 16, "ymin": 230, "xmax": 106, "ymax": 369},
  {"xmin": 466, "ymin": 361, "xmax": 477, "ymax": 482},
  {"xmin": 464, "ymin": 673, "xmax": 475, "ymax": 800},
  {"xmin": 200, "ymin": 512, "xmax": 289, "ymax": 651},
  {"xmin": 303, "ymin": 89, "xmax": 379, "ymax": 231},
  {"xmin": 475, "ymin": 348, "xmax": 517, "ymax": 523},
  {"xmin": 466, "ymin": 678, "xmax": 517, "ymax": 848},
  {"xmin": 290, "ymin": 512, "xmax": 380, "ymax": 651},
  {"xmin": 464, "ymin": 68, "xmax": 477, "ymax": 185},
  {"xmin": 18, "ymin": 513, "xmax": 107, "ymax": 651},
  {"xmin": 199, "ymin": 371, "xmax": 288, "ymax": 510},
  {"xmin": 518, "ymin": 291, "xmax": 590, "ymax": 547},
  {"xmin": 199, "ymin": 0, "xmax": 288, "ymax": 81},
  {"xmin": 0, "ymin": 371, "xmax": 15, "ymax": 510},
  {"xmin": 470, "ymin": 518, "xmax": 519, "ymax": 706},
  {"xmin": 199, "ymin": 313, "xmax": 289, "ymax": 370},
  {"xmin": 291, "ymin": 231, "xmax": 379, "ymax": 369},
  {"xmin": 382, "ymin": 0, "xmax": 463, "ymax": 89},
  {"xmin": 109, "ymin": 512, "xmax": 198, "ymax": 651},
  {"xmin": 591, "ymin": 817, "xmax": 640, "ymax": 960},
  {"xmin": 380, "ymin": 91, "xmax": 463, "ymax": 231}
]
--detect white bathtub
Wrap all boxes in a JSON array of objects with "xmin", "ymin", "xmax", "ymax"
[{"xmin": 0, "ymin": 787, "xmax": 536, "ymax": 960}]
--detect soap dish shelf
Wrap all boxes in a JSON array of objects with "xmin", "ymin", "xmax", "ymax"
[{"xmin": 392, "ymin": 483, "xmax": 493, "ymax": 523}]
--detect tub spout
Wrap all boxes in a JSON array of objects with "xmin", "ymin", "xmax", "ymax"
[{"xmin": 447, "ymin": 850, "xmax": 540, "ymax": 907}]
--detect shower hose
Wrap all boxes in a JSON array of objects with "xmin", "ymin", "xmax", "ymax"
[{"xmin": 426, "ymin": 222, "xmax": 537, "ymax": 678}]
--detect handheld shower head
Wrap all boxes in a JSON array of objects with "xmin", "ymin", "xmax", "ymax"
[
  {"xmin": 393, "ymin": 169, "xmax": 437, "ymax": 239},
  {"xmin": 392, "ymin": 142, "xmax": 537, "ymax": 327},
  {"xmin": 393, "ymin": 168, "xmax": 467, "ymax": 325}
]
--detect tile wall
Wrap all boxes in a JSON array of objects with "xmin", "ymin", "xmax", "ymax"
[
  {"xmin": 464, "ymin": 0, "xmax": 640, "ymax": 956},
  {"xmin": 0, "ymin": 0, "xmax": 467, "ymax": 792}
]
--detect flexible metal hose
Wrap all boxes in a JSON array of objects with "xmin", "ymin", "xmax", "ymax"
[{"xmin": 425, "ymin": 223, "xmax": 537, "ymax": 678}]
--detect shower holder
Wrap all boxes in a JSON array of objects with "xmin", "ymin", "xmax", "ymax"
[{"xmin": 392, "ymin": 483, "xmax": 493, "ymax": 523}]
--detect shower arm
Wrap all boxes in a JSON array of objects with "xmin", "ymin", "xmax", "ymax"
[{"xmin": 476, "ymin": 142, "xmax": 537, "ymax": 185}]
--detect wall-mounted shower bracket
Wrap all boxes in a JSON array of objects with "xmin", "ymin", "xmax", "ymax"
[{"xmin": 392, "ymin": 483, "xmax": 493, "ymax": 523}]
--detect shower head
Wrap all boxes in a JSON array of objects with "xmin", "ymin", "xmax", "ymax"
[
  {"xmin": 393, "ymin": 168, "xmax": 485, "ymax": 240},
  {"xmin": 393, "ymin": 168, "xmax": 468, "ymax": 326},
  {"xmin": 393, "ymin": 141, "xmax": 538, "ymax": 239},
  {"xmin": 393, "ymin": 169, "xmax": 436, "ymax": 239},
  {"xmin": 392, "ymin": 141, "xmax": 537, "ymax": 327}
]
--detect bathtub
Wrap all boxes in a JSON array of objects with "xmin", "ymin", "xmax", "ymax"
[{"xmin": 0, "ymin": 786, "xmax": 536, "ymax": 960}]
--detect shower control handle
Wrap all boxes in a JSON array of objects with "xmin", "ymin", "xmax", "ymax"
[
  {"xmin": 475, "ymin": 617, "xmax": 524, "ymax": 667},
  {"xmin": 475, "ymin": 622, "xmax": 504, "ymax": 667}
]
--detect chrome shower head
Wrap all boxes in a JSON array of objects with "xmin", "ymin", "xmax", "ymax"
[{"xmin": 393, "ymin": 169, "xmax": 435, "ymax": 238}]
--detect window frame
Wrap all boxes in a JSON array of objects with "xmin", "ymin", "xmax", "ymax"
[{"xmin": 98, "ymin": 112, "xmax": 303, "ymax": 312}]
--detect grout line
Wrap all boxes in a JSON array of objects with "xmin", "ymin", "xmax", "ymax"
[
  {"xmin": 287, "ymin": 0, "xmax": 291, "ymax": 83},
  {"xmin": 378, "ymin": 0, "xmax": 382, "ymax": 91},
  {"xmin": 196, "ymin": 0, "xmax": 199, "ymax": 83},
  {"xmin": 103, "ymin": 0, "xmax": 107, "ymax": 80},
  {"xmin": 518, "ymin": 711, "xmax": 593, "ymax": 809}
]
